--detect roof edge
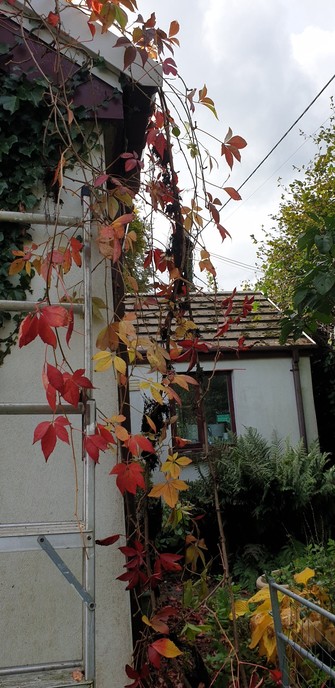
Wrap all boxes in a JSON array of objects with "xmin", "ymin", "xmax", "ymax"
[{"xmin": 4, "ymin": 0, "xmax": 162, "ymax": 89}]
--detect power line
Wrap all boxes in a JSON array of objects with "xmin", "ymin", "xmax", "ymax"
[
  {"xmin": 215, "ymin": 73, "xmax": 335, "ymax": 217},
  {"xmin": 224, "ymin": 115, "xmax": 331, "ymax": 223},
  {"xmin": 211, "ymin": 253, "xmax": 262, "ymax": 273},
  {"xmin": 194, "ymin": 247, "xmax": 262, "ymax": 273}
]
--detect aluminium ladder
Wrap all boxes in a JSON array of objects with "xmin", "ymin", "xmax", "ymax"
[{"xmin": 0, "ymin": 187, "xmax": 96, "ymax": 687}]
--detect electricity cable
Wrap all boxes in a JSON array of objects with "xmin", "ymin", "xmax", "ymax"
[
  {"xmin": 224, "ymin": 114, "xmax": 332, "ymax": 222},
  {"xmin": 205, "ymin": 73, "xmax": 335, "ymax": 224}
]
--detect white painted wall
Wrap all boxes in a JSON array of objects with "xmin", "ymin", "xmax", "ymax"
[
  {"xmin": 129, "ymin": 354, "xmax": 319, "ymax": 480},
  {"xmin": 0, "ymin": 147, "xmax": 132, "ymax": 686}
]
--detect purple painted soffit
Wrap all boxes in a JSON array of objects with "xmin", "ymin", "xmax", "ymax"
[{"xmin": 0, "ymin": 15, "xmax": 123, "ymax": 120}]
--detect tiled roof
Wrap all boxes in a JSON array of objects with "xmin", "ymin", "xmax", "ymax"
[{"xmin": 124, "ymin": 291, "xmax": 315, "ymax": 353}]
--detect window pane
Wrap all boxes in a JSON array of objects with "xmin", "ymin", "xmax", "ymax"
[
  {"xmin": 203, "ymin": 374, "xmax": 231, "ymax": 443},
  {"xmin": 176, "ymin": 386, "xmax": 200, "ymax": 443}
]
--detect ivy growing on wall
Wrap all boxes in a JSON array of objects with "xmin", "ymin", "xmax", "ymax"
[{"xmin": 0, "ymin": 57, "xmax": 98, "ymax": 363}]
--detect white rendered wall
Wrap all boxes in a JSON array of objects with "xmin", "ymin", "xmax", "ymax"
[
  {"xmin": 129, "ymin": 354, "xmax": 319, "ymax": 474},
  {"xmin": 0, "ymin": 151, "xmax": 132, "ymax": 685}
]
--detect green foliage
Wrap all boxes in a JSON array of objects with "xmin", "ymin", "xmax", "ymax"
[
  {"xmin": 0, "ymin": 64, "xmax": 97, "ymax": 363},
  {"xmin": 205, "ymin": 584, "xmax": 270, "ymax": 688},
  {"xmin": 255, "ymin": 104, "xmax": 335, "ymax": 315},
  {"xmin": 273, "ymin": 539, "xmax": 335, "ymax": 604},
  {"xmin": 231, "ymin": 540, "xmax": 306, "ymax": 591},
  {"xmin": 124, "ymin": 215, "xmax": 153, "ymax": 292},
  {"xmin": 186, "ymin": 429, "xmax": 335, "ymax": 580},
  {"xmin": 280, "ymin": 212, "xmax": 335, "ymax": 339}
]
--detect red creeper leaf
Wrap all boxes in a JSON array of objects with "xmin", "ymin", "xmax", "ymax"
[
  {"xmin": 96, "ymin": 534, "xmax": 120, "ymax": 547},
  {"xmin": 110, "ymin": 462, "xmax": 145, "ymax": 495}
]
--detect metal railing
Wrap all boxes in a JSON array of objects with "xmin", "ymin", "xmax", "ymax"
[{"xmin": 269, "ymin": 578, "xmax": 335, "ymax": 687}]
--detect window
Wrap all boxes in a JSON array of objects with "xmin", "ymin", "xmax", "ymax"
[{"xmin": 175, "ymin": 372, "xmax": 235, "ymax": 448}]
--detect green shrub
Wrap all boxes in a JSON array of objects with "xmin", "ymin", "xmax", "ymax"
[{"xmin": 185, "ymin": 429, "xmax": 335, "ymax": 578}]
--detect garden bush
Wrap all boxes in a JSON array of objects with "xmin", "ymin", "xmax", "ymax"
[{"xmin": 185, "ymin": 429, "xmax": 335, "ymax": 579}]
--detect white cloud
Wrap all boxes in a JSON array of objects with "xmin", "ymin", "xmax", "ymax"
[{"xmin": 290, "ymin": 27, "xmax": 335, "ymax": 83}]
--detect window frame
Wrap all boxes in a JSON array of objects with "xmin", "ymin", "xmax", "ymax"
[{"xmin": 173, "ymin": 370, "xmax": 236, "ymax": 451}]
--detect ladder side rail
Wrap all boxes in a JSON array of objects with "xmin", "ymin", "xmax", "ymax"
[
  {"xmin": 0, "ymin": 201, "xmax": 94, "ymax": 680},
  {"xmin": 0, "ymin": 210, "xmax": 82, "ymax": 226},
  {"xmin": 81, "ymin": 186, "xmax": 96, "ymax": 683},
  {"xmin": 0, "ymin": 660, "xmax": 83, "ymax": 677},
  {"xmin": 0, "ymin": 301, "xmax": 84, "ymax": 314}
]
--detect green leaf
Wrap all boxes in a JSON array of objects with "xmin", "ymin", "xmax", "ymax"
[
  {"xmin": 0, "ymin": 134, "xmax": 18, "ymax": 156},
  {"xmin": 312, "ymin": 272, "xmax": 335, "ymax": 296},
  {"xmin": 293, "ymin": 288, "xmax": 309, "ymax": 307},
  {"xmin": 314, "ymin": 233, "xmax": 333, "ymax": 254},
  {"xmin": 297, "ymin": 228, "xmax": 316, "ymax": 252},
  {"xmin": 182, "ymin": 622, "xmax": 211, "ymax": 641},
  {"xmin": 182, "ymin": 579, "xmax": 194, "ymax": 608},
  {"xmin": 0, "ymin": 95, "xmax": 19, "ymax": 114},
  {"xmin": 114, "ymin": 5, "xmax": 128, "ymax": 30}
]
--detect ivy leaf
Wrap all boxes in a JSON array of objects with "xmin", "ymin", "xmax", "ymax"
[{"xmin": 0, "ymin": 95, "xmax": 19, "ymax": 114}]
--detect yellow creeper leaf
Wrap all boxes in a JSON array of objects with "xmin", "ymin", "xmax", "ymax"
[
  {"xmin": 93, "ymin": 351, "xmax": 113, "ymax": 372},
  {"xmin": 249, "ymin": 612, "xmax": 273, "ymax": 649},
  {"xmin": 262, "ymin": 627, "xmax": 277, "ymax": 663},
  {"xmin": 176, "ymin": 456, "xmax": 192, "ymax": 467},
  {"xmin": 151, "ymin": 387, "xmax": 165, "ymax": 405},
  {"xmin": 294, "ymin": 567, "xmax": 315, "ymax": 585},
  {"xmin": 148, "ymin": 478, "xmax": 188, "ymax": 508},
  {"xmin": 142, "ymin": 615, "xmax": 151, "ymax": 627},
  {"xmin": 8, "ymin": 259, "xmax": 24, "ymax": 275},
  {"xmin": 161, "ymin": 461, "xmax": 181, "ymax": 479},
  {"xmin": 114, "ymin": 355, "xmax": 127, "ymax": 375},
  {"xmin": 126, "ymin": 275, "xmax": 138, "ymax": 293},
  {"xmin": 229, "ymin": 599, "xmax": 250, "ymax": 619},
  {"xmin": 145, "ymin": 415, "xmax": 157, "ymax": 433}
]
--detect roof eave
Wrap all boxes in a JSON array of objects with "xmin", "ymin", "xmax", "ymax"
[{"xmin": 3, "ymin": 0, "xmax": 163, "ymax": 89}]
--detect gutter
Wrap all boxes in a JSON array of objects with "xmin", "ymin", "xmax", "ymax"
[{"xmin": 291, "ymin": 347, "xmax": 308, "ymax": 449}]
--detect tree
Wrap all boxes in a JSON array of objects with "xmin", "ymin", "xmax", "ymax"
[
  {"xmin": 255, "ymin": 104, "xmax": 335, "ymax": 325},
  {"xmin": 123, "ymin": 214, "xmax": 153, "ymax": 292},
  {"xmin": 255, "ymin": 105, "xmax": 335, "ymax": 454}
]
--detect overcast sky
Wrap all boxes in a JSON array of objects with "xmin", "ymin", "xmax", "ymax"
[{"xmin": 138, "ymin": 0, "xmax": 335, "ymax": 290}]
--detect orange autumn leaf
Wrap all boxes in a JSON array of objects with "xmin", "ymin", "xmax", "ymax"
[
  {"xmin": 142, "ymin": 614, "xmax": 169, "ymax": 635},
  {"xmin": 148, "ymin": 478, "xmax": 188, "ymax": 508},
  {"xmin": 151, "ymin": 638, "xmax": 182, "ymax": 658},
  {"xmin": 115, "ymin": 424, "xmax": 130, "ymax": 442}
]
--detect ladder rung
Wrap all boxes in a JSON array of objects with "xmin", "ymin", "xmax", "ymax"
[
  {"xmin": 0, "ymin": 211, "xmax": 82, "ymax": 227},
  {"xmin": 0, "ymin": 522, "xmax": 93, "ymax": 551},
  {"xmin": 0, "ymin": 403, "xmax": 84, "ymax": 415},
  {"xmin": 0, "ymin": 301, "xmax": 84, "ymax": 314},
  {"xmin": 0, "ymin": 668, "xmax": 92, "ymax": 687}
]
